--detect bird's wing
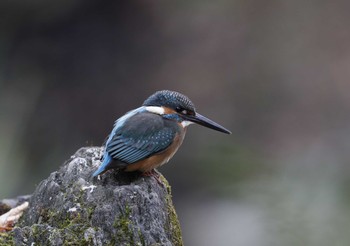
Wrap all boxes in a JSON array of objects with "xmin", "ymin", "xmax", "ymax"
[{"xmin": 105, "ymin": 112, "xmax": 176, "ymax": 164}]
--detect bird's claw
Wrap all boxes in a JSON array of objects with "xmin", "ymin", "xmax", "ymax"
[{"xmin": 142, "ymin": 170, "xmax": 164, "ymax": 186}]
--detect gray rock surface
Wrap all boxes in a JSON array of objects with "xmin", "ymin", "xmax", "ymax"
[{"xmin": 1, "ymin": 147, "xmax": 183, "ymax": 246}]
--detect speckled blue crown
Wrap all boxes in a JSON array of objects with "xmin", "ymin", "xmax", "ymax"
[{"xmin": 143, "ymin": 90, "xmax": 195, "ymax": 112}]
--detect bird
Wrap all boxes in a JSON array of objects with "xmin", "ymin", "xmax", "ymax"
[{"xmin": 92, "ymin": 90, "xmax": 231, "ymax": 177}]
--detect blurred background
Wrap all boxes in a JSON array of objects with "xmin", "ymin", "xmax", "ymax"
[{"xmin": 1, "ymin": 1, "xmax": 350, "ymax": 245}]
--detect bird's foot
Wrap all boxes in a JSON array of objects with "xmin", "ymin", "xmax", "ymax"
[{"xmin": 142, "ymin": 170, "xmax": 164, "ymax": 186}]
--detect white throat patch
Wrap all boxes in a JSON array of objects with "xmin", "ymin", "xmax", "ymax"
[
  {"xmin": 145, "ymin": 106, "xmax": 165, "ymax": 115},
  {"xmin": 181, "ymin": 120, "xmax": 193, "ymax": 127}
]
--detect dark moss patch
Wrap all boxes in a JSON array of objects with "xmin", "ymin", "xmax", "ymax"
[
  {"xmin": 0, "ymin": 232, "xmax": 14, "ymax": 246},
  {"xmin": 160, "ymin": 175, "xmax": 183, "ymax": 246},
  {"xmin": 113, "ymin": 207, "xmax": 135, "ymax": 245}
]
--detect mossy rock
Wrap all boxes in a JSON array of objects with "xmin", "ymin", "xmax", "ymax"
[{"xmin": 5, "ymin": 147, "xmax": 183, "ymax": 246}]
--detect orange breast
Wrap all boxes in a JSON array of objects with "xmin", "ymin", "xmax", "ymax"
[{"xmin": 124, "ymin": 129, "xmax": 186, "ymax": 173}]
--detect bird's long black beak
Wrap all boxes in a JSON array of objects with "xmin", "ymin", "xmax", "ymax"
[{"xmin": 184, "ymin": 113, "xmax": 231, "ymax": 134}]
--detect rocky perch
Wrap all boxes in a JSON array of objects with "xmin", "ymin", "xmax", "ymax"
[{"xmin": 0, "ymin": 147, "xmax": 183, "ymax": 246}]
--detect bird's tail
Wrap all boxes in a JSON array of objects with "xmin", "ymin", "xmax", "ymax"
[{"xmin": 92, "ymin": 152, "xmax": 112, "ymax": 177}]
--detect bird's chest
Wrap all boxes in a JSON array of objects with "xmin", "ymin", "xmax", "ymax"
[
  {"xmin": 159, "ymin": 129, "xmax": 186, "ymax": 165},
  {"xmin": 125, "ymin": 128, "xmax": 186, "ymax": 172}
]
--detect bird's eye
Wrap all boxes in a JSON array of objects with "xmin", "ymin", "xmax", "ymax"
[
  {"xmin": 176, "ymin": 107, "xmax": 187, "ymax": 114},
  {"xmin": 176, "ymin": 106, "xmax": 194, "ymax": 115}
]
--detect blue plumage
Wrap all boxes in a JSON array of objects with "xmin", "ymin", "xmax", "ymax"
[
  {"xmin": 92, "ymin": 107, "xmax": 143, "ymax": 176},
  {"xmin": 92, "ymin": 106, "xmax": 178, "ymax": 177},
  {"xmin": 93, "ymin": 90, "xmax": 231, "ymax": 177}
]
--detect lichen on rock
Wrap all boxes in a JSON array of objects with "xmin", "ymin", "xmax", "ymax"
[{"xmin": 2, "ymin": 147, "xmax": 183, "ymax": 246}]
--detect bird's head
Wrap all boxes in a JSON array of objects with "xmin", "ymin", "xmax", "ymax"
[{"xmin": 143, "ymin": 90, "xmax": 231, "ymax": 134}]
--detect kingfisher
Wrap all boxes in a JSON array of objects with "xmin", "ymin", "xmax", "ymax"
[{"xmin": 92, "ymin": 90, "xmax": 231, "ymax": 177}]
